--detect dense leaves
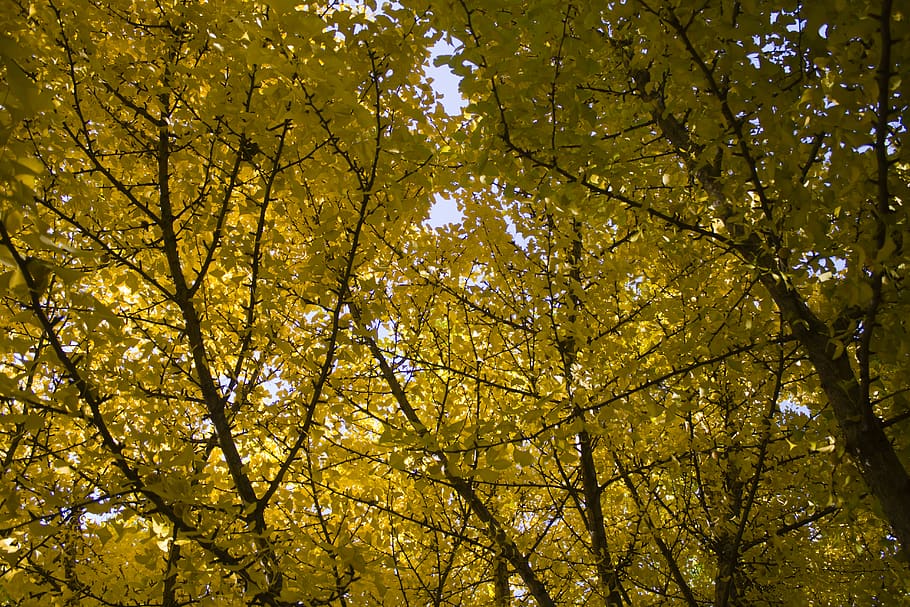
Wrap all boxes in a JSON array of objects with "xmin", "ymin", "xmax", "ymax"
[{"xmin": 1, "ymin": 0, "xmax": 907, "ymax": 605}]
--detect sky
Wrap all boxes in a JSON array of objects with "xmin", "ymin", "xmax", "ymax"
[{"xmin": 423, "ymin": 39, "xmax": 466, "ymax": 228}]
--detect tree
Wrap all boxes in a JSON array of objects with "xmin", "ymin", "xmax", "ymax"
[
  {"xmin": 1, "ymin": 0, "xmax": 908, "ymax": 605},
  {"xmin": 2, "ymin": 0, "xmax": 445, "ymax": 603},
  {"xmin": 431, "ymin": 0, "xmax": 910, "ymax": 561}
]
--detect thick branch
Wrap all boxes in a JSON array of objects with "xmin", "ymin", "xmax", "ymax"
[{"xmin": 353, "ymin": 304, "xmax": 557, "ymax": 607}]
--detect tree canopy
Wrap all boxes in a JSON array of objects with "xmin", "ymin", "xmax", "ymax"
[{"xmin": 1, "ymin": 0, "xmax": 908, "ymax": 605}]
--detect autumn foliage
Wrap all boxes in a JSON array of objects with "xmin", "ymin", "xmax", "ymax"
[{"xmin": 1, "ymin": 0, "xmax": 908, "ymax": 605}]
